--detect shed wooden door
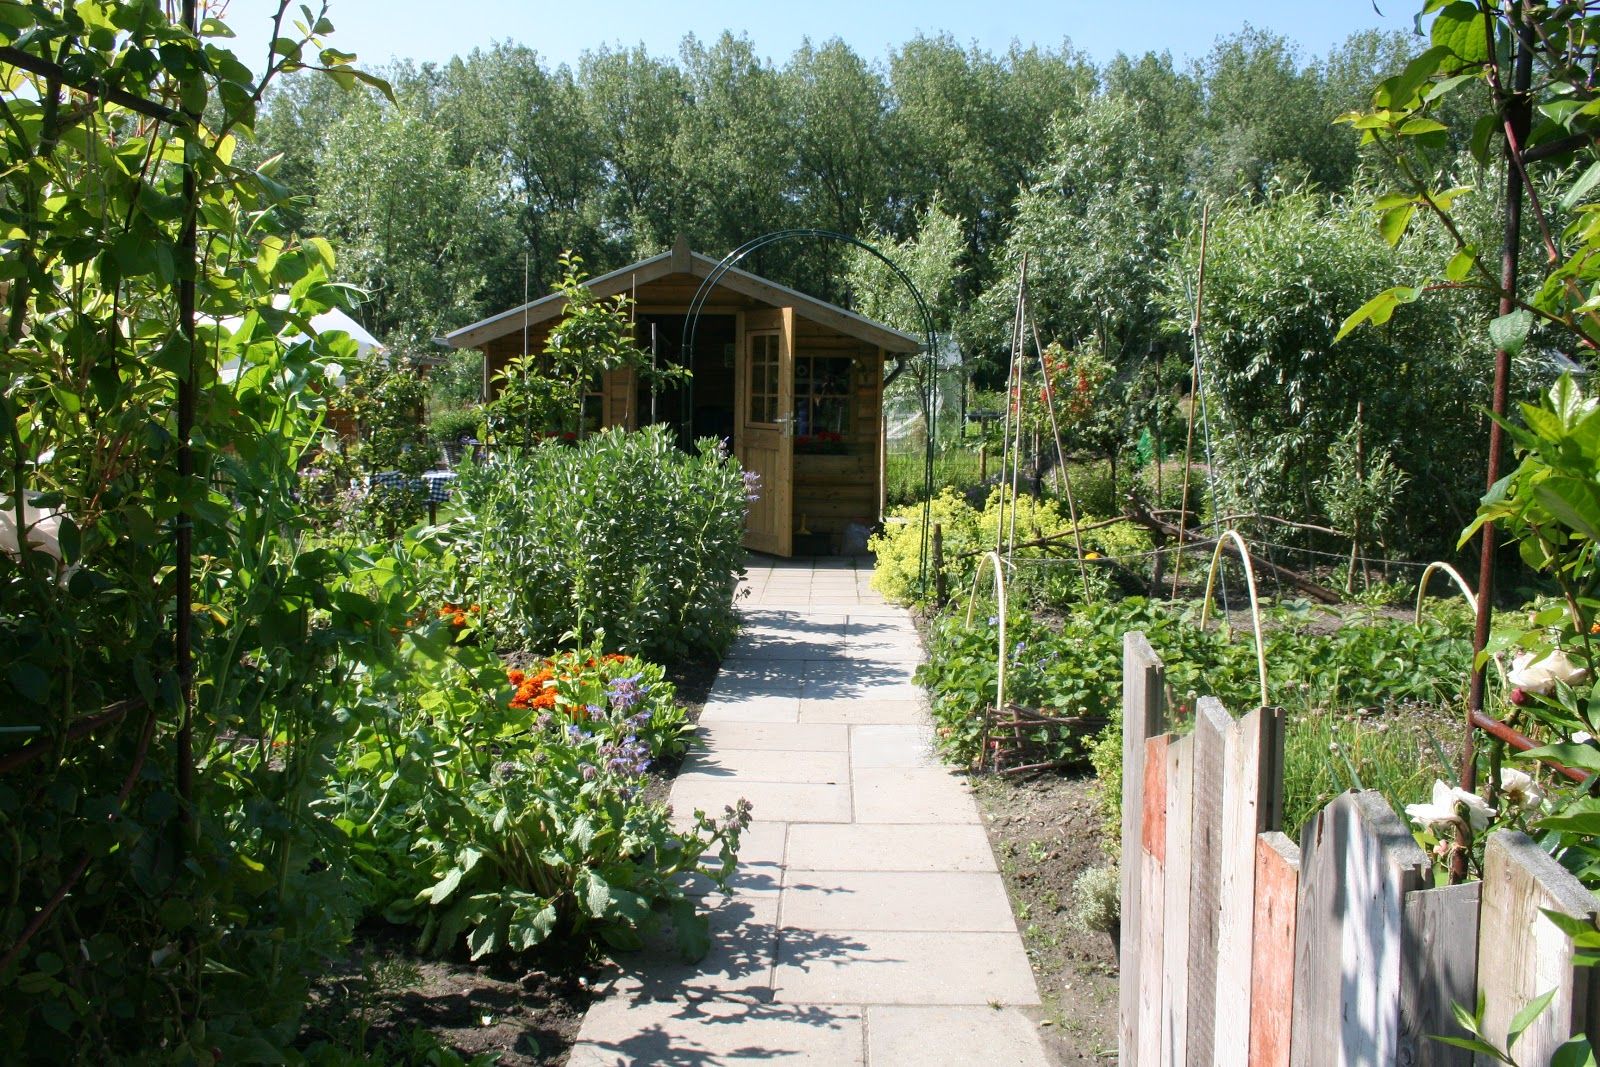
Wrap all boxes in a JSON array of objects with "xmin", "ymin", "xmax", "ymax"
[{"xmin": 739, "ymin": 307, "xmax": 794, "ymax": 556}]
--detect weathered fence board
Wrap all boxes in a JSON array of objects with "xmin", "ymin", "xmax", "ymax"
[
  {"xmin": 1290, "ymin": 790, "xmax": 1429, "ymax": 1067},
  {"xmin": 1215, "ymin": 705, "xmax": 1284, "ymax": 1064},
  {"xmin": 1138, "ymin": 734, "xmax": 1171, "ymax": 1067},
  {"xmin": 1477, "ymin": 831, "xmax": 1599, "ymax": 1064},
  {"xmin": 1185, "ymin": 700, "xmax": 1229, "ymax": 1066},
  {"xmin": 1249, "ymin": 831, "xmax": 1299, "ymax": 1066},
  {"xmin": 1398, "ymin": 881, "xmax": 1479, "ymax": 1067},
  {"xmin": 1117, "ymin": 634, "xmax": 1600, "ymax": 1066},
  {"xmin": 1119, "ymin": 632, "xmax": 1166, "ymax": 1062},
  {"xmin": 1162, "ymin": 733, "xmax": 1195, "ymax": 1067}
]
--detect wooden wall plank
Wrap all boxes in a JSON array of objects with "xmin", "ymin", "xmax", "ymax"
[
  {"xmin": 1215, "ymin": 706, "xmax": 1283, "ymax": 1063},
  {"xmin": 1163, "ymin": 733, "xmax": 1196, "ymax": 1067},
  {"xmin": 1291, "ymin": 791, "xmax": 1429, "ymax": 1067},
  {"xmin": 1250, "ymin": 831, "xmax": 1300, "ymax": 1067},
  {"xmin": 1477, "ymin": 831, "xmax": 1599, "ymax": 1063},
  {"xmin": 1119, "ymin": 632, "xmax": 1167, "ymax": 1063},
  {"xmin": 1138, "ymin": 733, "xmax": 1171, "ymax": 1067},
  {"xmin": 1186, "ymin": 699, "xmax": 1230, "ymax": 1066},
  {"xmin": 1399, "ymin": 882, "xmax": 1479, "ymax": 1067}
]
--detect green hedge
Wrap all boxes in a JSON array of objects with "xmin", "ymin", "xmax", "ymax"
[{"xmin": 452, "ymin": 427, "xmax": 747, "ymax": 659}]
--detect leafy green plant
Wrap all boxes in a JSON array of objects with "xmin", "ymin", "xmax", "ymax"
[
  {"xmin": 1433, "ymin": 989, "xmax": 1595, "ymax": 1066},
  {"xmin": 324, "ymin": 567, "xmax": 745, "ymax": 963},
  {"xmin": 871, "ymin": 487, "xmax": 1150, "ymax": 607},
  {"xmin": 487, "ymin": 252, "xmax": 686, "ymax": 445},
  {"xmin": 0, "ymin": 3, "xmax": 401, "ymax": 1058},
  {"xmin": 429, "ymin": 406, "xmax": 484, "ymax": 450},
  {"xmin": 450, "ymin": 426, "xmax": 747, "ymax": 660},
  {"xmin": 917, "ymin": 597, "xmax": 1472, "ymax": 846}
]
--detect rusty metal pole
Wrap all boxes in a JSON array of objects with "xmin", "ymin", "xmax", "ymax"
[
  {"xmin": 175, "ymin": 0, "xmax": 199, "ymax": 829},
  {"xmin": 1459, "ymin": 6, "xmax": 1533, "ymax": 880}
]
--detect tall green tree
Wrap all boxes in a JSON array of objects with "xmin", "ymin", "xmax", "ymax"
[
  {"xmin": 1171, "ymin": 188, "xmax": 1488, "ymax": 552},
  {"xmin": 580, "ymin": 45, "xmax": 690, "ymax": 255},
  {"xmin": 310, "ymin": 96, "xmax": 517, "ymax": 348},
  {"xmin": 443, "ymin": 44, "xmax": 610, "ymax": 293}
]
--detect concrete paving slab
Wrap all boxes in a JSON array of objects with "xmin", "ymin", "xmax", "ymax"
[
  {"xmin": 574, "ymin": 558, "xmax": 1045, "ymax": 1060},
  {"xmin": 801, "ymin": 680, "xmax": 924, "ymax": 703},
  {"xmin": 678, "ymin": 748, "xmax": 850, "ymax": 786},
  {"xmin": 672, "ymin": 779, "xmax": 852, "ymax": 825},
  {"xmin": 771, "ymin": 930, "xmax": 1039, "ymax": 1005},
  {"xmin": 798, "ymin": 698, "xmax": 929, "ymax": 725},
  {"xmin": 838, "ymin": 643, "xmax": 923, "ymax": 664},
  {"xmin": 800, "ymin": 661, "xmax": 918, "ymax": 688},
  {"xmin": 865, "ymin": 1005, "xmax": 1050, "ymax": 1066},
  {"xmin": 784, "ymin": 823, "xmax": 997, "ymax": 873},
  {"xmin": 724, "ymin": 638, "xmax": 845, "ymax": 662},
  {"xmin": 680, "ymin": 821, "xmax": 786, "ymax": 897},
  {"xmin": 849, "ymin": 724, "xmax": 937, "ymax": 768},
  {"xmin": 570, "ymin": 999, "xmax": 865, "ymax": 1066},
  {"xmin": 698, "ymin": 698, "xmax": 802, "ymax": 724},
  {"xmin": 779, "ymin": 870, "xmax": 1015, "ymax": 932},
  {"xmin": 596, "ymin": 895, "xmax": 779, "ymax": 1002},
  {"xmin": 851, "ymin": 768, "xmax": 979, "ymax": 823},
  {"xmin": 693, "ymin": 721, "xmax": 850, "ymax": 753}
]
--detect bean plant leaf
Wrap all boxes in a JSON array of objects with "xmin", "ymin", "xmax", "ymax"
[
  {"xmin": 1336, "ymin": 286, "xmax": 1422, "ymax": 340},
  {"xmin": 1550, "ymin": 1038, "xmax": 1599, "ymax": 1067},
  {"xmin": 1432, "ymin": 2, "xmax": 1492, "ymax": 63},
  {"xmin": 671, "ymin": 897, "xmax": 711, "ymax": 962},
  {"xmin": 579, "ymin": 868, "xmax": 613, "ymax": 919},
  {"xmin": 507, "ymin": 901, "xmax": 557, "ymax": 952},
  {"xmin": 1380, "ymin": 203, "xmax": 1417, "ymax": 247},
  {"xmin": 1519, "ymin": 741, "xmax": 1600, "ymax": 775},
  {"xmin": 1534, "ymin": 478, "xmax": 1600, "ymax": 542},
  {"xmin": 1563, "ymin": 160, "xmax": 1600, "ymax": 211},
  {"xmin": 1508, "ymin": 988, "xmax": 1558, "ymax": 1049},
  {"xmin": 1489, "ymin": 309, "xmax": 1534, "ymax": 356}
]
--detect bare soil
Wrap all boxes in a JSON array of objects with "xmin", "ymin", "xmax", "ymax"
[
  {"xmin": 296, "ymin": 655, "xmax": 722, "ymax": 1065},
  {"xmin": 971, "ymin": 771, "xmax": 1121, "ymax": 1063}
]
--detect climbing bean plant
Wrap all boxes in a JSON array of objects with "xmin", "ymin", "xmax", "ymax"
[{"xmin": 0, "ymin": 1, "xmax": 394, "ymax": 1058}]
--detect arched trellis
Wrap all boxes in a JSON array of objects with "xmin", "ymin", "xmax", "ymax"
[{"xmin": 682, "ymin": 229, "xmax": 941, "ymax": 593}]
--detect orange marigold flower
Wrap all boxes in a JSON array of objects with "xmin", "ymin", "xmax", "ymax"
[
  {"xmin": 452, "ymin": 612, "xmax": 468, "ymax": 627},
  {"xmin": 508, "ymin": 669, "xmax": 526, "ymax": 685},
  {"xmin": 470, "ymin": 604, "xmax": 481, "ymax": 613},
  {"xmin": 604, "ymin": 653, "xmax": 629, "ymax": 663}
]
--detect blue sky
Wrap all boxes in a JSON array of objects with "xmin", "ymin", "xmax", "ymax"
[{"xmin": 215, "ymin": 0, "xmax": 1420, "ymax": 74}]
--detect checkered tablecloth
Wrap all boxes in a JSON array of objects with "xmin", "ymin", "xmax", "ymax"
[
  {"xmin": 421, "ymin": 470, "xmax": 455, "ymax": 504},
  {"xmin": 369, "ymin": 470, "xmax": 454, "ymax": 504}
]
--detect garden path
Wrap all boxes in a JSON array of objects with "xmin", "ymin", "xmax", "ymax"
[{"xmin": 570, "ymin": 557, "xmax": 1052, "ymax": 1065}]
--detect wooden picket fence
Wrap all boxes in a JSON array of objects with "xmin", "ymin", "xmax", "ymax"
[{"xmin": 1118, "ymin": 632, "xmax": 1600, "ymax": 1066}]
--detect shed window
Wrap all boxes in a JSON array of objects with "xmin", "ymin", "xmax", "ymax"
[
  {"xmin": 794, "ymin": 354, "xmax": 852, "ymax": 436},
  {"xmin": 748, "ymin": 333, "xmax": 780, "ymax": 425}
]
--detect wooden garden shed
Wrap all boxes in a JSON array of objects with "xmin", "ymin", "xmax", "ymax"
[{"xmin": 442, "ymin": 237, "xmax": 922, "ymax": 557}]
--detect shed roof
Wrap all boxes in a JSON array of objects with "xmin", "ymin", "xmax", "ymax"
[{"xmin": 441, "ymin": 237, "xmax": 922, "ymax": 354}]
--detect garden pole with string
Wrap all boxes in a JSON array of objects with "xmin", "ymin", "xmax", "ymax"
[
  {"xmin": 1460, "ymin": 4, "xmax": 1532, "ymax": 883},
  {"xmin": 1171, "ymin": 203, "xmax": 1209, "ymax": 599}
]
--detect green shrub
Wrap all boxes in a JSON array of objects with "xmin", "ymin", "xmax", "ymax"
[
  {"xmin": 327, "ymin": 555, "xmax": 744, "ymax": 962},
  {"xmin": 1069, "ymin": 865, "xmax": 1121, "ymax": 935},
  {"xmin": 452, "ymin": 426, "xmax": 747, "ymax": 660},
  {"xmin": 1059, "ymin": 460, "xmax": 1119, "ymax": 516},
  {"xmin": 429, "ymin": 406, "xmax": 483, "ymax": 447},
  {"xmin": 917, "ymin": 598, "xmax": 1472, "ymax": 844},
  {"xmin": 870, "ymin": 486, "xmax": 1152, "ymax": 607}
]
